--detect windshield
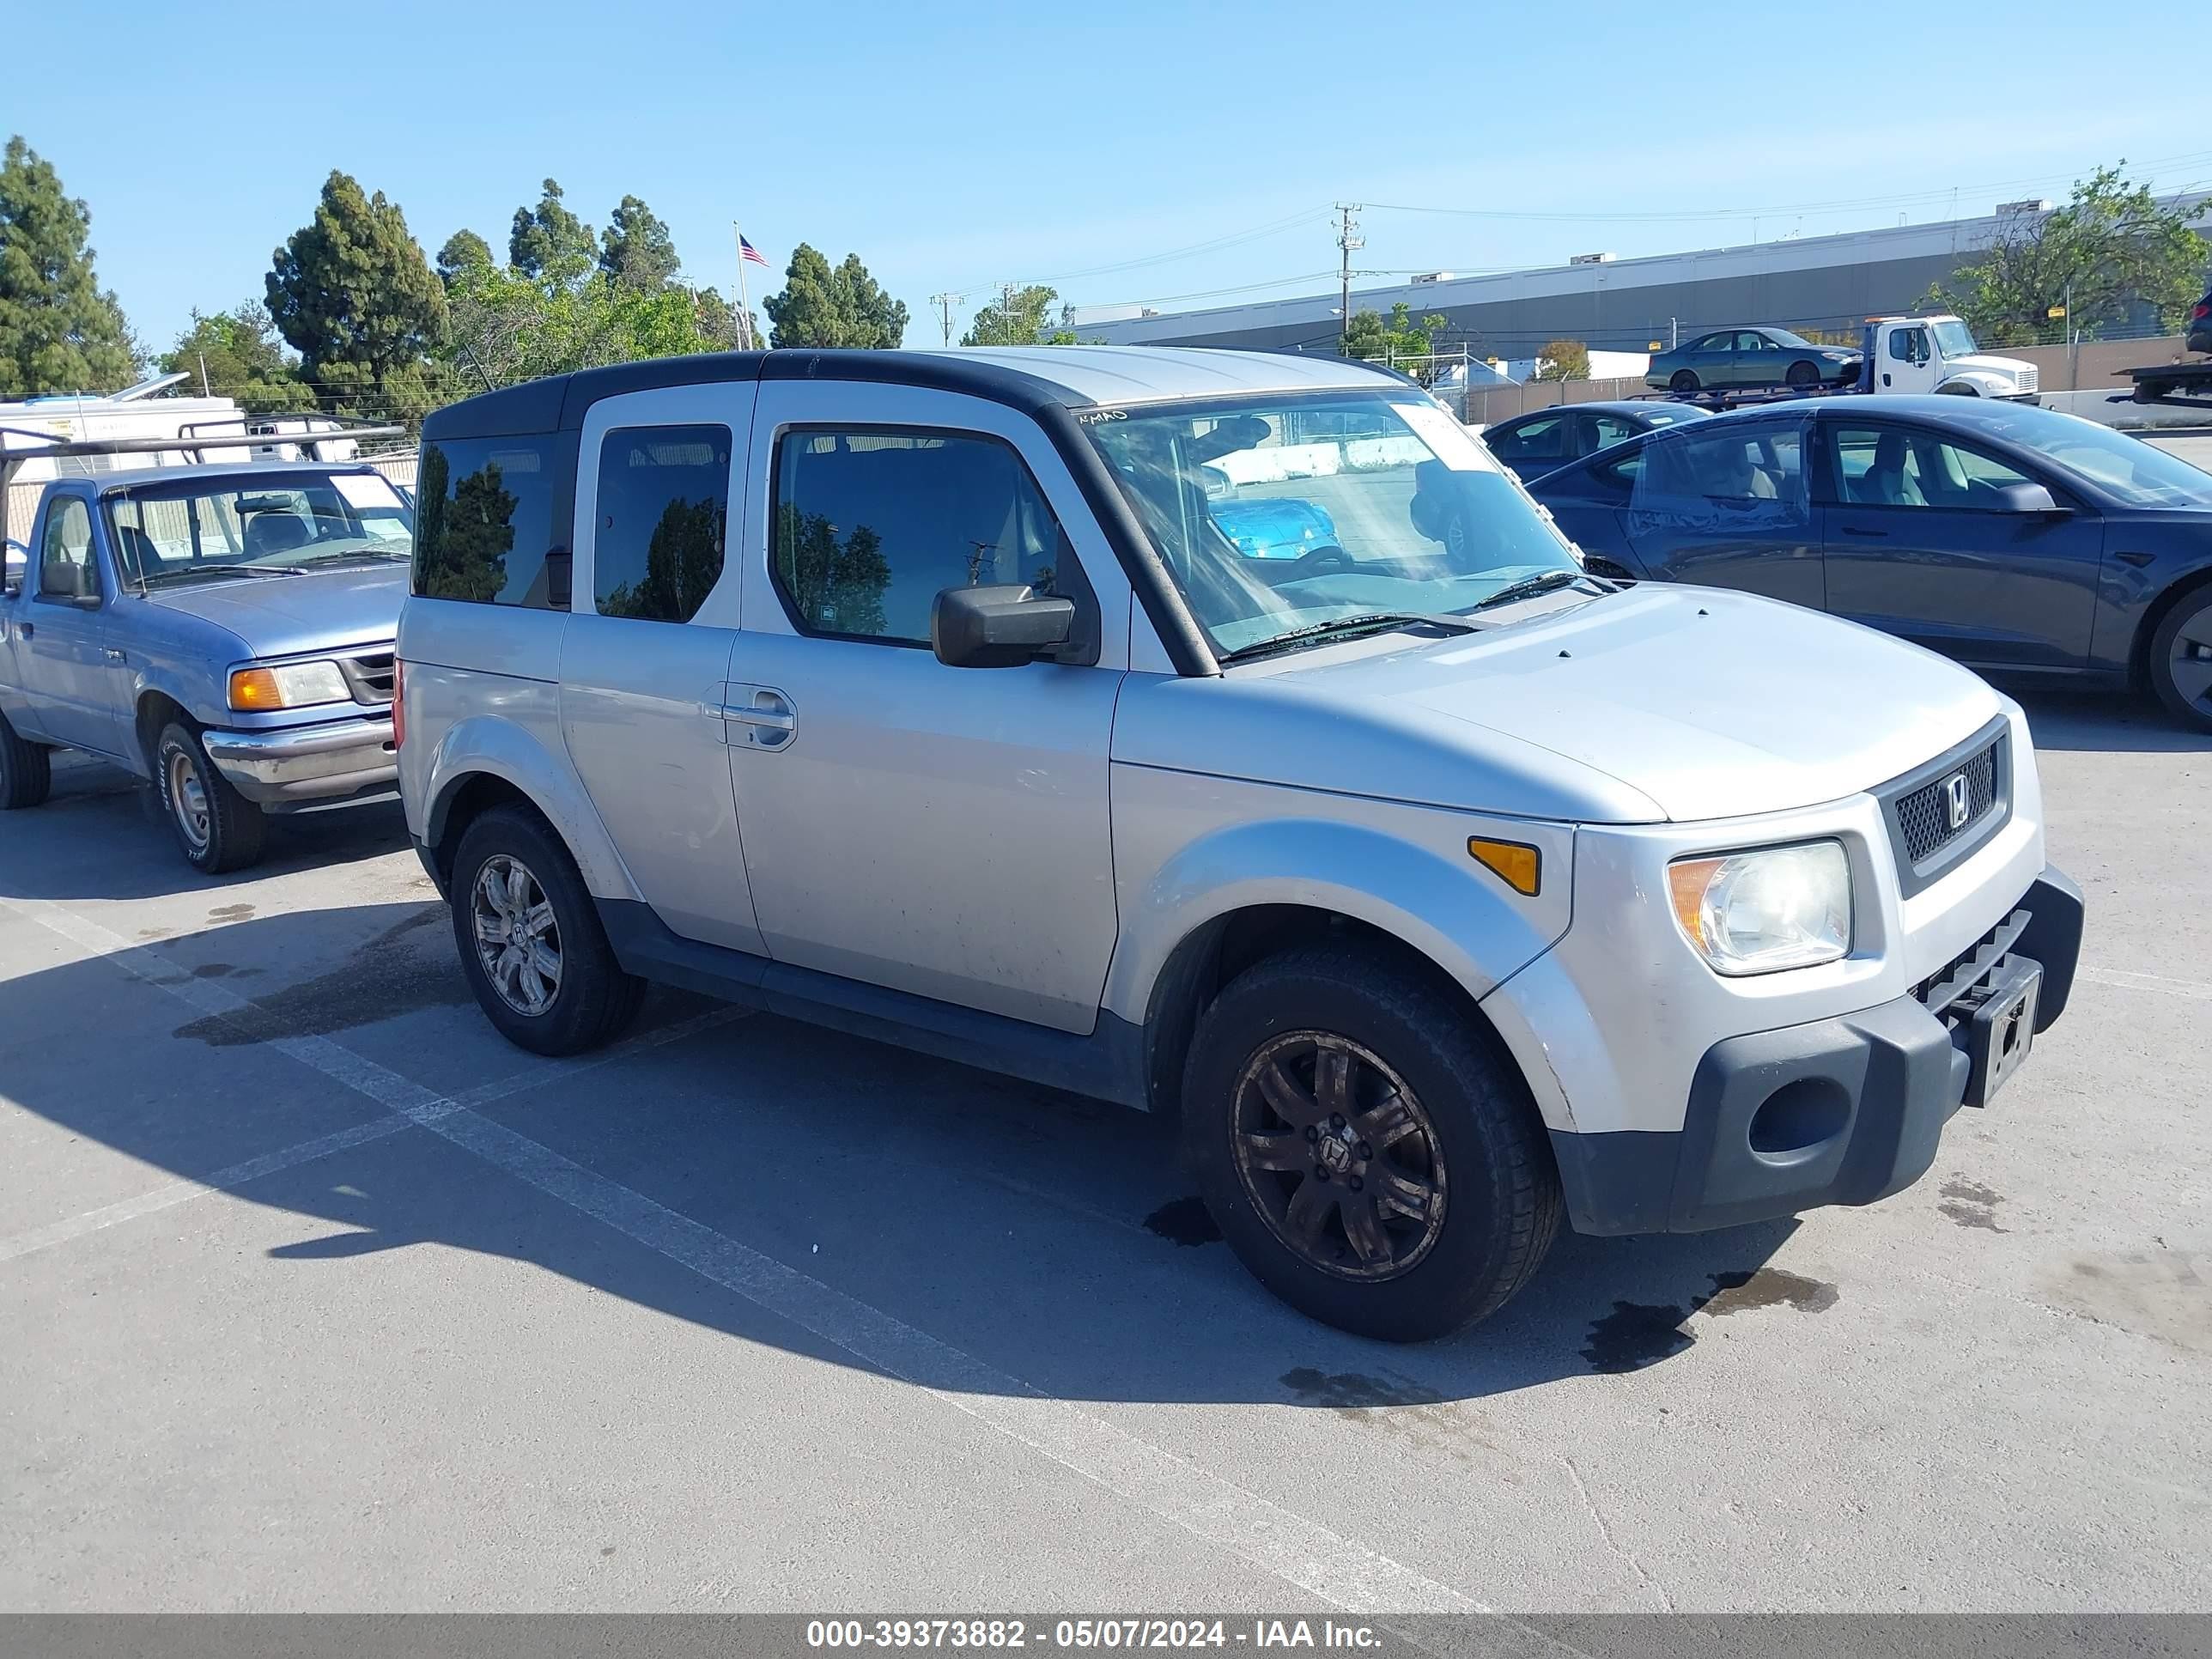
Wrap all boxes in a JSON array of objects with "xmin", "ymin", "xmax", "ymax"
[
  {"xmin": 104, "ymin": 471, "xmax": 414, "ymax": 587},
  {"xmin": 1929, "ymin": 319, "xmax": 1979, "ymax": 358},
  {"xmin": 1085, "ymin": 392, "xmax": 1589, "ymax": 660},
  {"xmin": 1974, "ymin": 410, "xmax": 2212, "ymax": 508}
]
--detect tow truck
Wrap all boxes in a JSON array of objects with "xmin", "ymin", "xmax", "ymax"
[{"xmin": 1647, "ymin": 316, "xmax": 2039, "ymax": 411}]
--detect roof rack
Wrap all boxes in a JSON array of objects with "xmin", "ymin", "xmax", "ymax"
[{"xmin": 0, "ymin": 421, "xmax": 404, "ymax": 546}]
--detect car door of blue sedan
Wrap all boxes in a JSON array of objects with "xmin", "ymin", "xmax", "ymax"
[
  {"xmin": 1622, "ymin": 416, "xmax": 1824, "ymax": 608},
  {"xmin": 1819, "ymin": 419, "xmax": 2102, "ymax": 669}
]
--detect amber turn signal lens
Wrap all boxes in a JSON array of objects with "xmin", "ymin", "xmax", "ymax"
[
  {"xmin": 1467, "ymin": 836, "xmax": 1540, "ymax": 896},
  {"xmin": 227, "ymin": 667, "xmax": 284, "ymax": 709},
  {"xmin": 1668, "ymin": 856, "xmax": 1723, "ymax": 949}
]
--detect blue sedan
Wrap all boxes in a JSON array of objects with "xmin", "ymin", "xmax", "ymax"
[{"xmin": 1525, "ymin": 396, "xmax": 2212, "ymax": 727}]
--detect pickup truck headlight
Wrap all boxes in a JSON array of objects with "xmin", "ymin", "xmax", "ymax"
[
  {"xmin": 1667, "ymin": 841, "xmax": 1850, "ymax": 975},
  {"xmin": 228, "ymin": 660, "xmax": 349, "ymax": 711}
]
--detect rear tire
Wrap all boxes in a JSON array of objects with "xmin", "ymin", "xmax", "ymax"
[
  {"xmin": 2148, "ymin": 585, "xmax": 2212, "ymax": 732},
  {"xmin": 0, "ymin": 709, "xmax": 52, "ymax": 810},
  {"xmin": 1668, "ymin": 369, "xmax": 1699, "ymax": 394},
  {"xmin": 155, "ymin": 721, "xmax": 266, "ymax": 872},
  {"xmin": 1785, "ymin": 360, "xmax": 1819, "ymax": 388},
  {"xmin": 1183, "ymin": 945, "xmax": 1560, "ymax": 1341},
  {"xmin": 450, "ymin": 805, "xmax": 647, "ymax": 1055}
]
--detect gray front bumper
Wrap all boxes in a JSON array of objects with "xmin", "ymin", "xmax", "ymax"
[{"xmin": 202, "ymin": 714, "xmax": 397, "ymax": 807}]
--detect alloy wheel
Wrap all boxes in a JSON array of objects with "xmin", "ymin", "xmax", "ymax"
[
  {"xmin": 1231, "ymin": 1031, "xmax": 1449, "ymax": 1281},
  {"xmin": 471, "ymin": 854, "xmax": 563, "ymax": 1017},
  {"xmin": 2170, "ymin": 612, "xmax": 2212, "ymax": 714}
]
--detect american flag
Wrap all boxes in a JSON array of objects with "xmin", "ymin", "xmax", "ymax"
[{"xmin": 738, "ymin": 234, "xmax": 769, "ymax": 268}]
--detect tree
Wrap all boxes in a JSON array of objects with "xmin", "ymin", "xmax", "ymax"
[
  {"xmin": 442, "ymin": 258, "xmax": 740, "ymax": 386},
  {"xmin": 160, "ymin": 301, "xmax": 315, "ymax": 412},
  {"xmin": 962, "ymin": 284, "xmax": 1077, "ymax": 346},
  {"xmin": 266, "ymin": 170, "xmax": 449, "ymax": 422},
  {"xmin": 763, "ymin": 244, "xmax": 908, "ymax": 349},
  {"xmin": 599, "ymin": 196, "xmax": 680, "ymax": 292},
  {"xmin": 691, "ymin": 285, "xmax": 760, "ymax": 350},
  {"xmin": 1920, "ymin": 164, "xmax": 2210, "ymax": 345},
  {"xmin": 1340, "ymin": 303, "xmax": 1449, "ymax": 379},
  {"xmin": 508, "ymin": 179, "xmax": 594, "ymax": 285},
  {"xmin": 0, "ymin": 136, "xmax": 138, "ymax": 398},
  {"xmin": 436, "ymin": 229, "xmax": 494, "ymax": 288},
  {"xmin": 1532, "ymin": 339, "xmax": 1590, "ymax": 382}
]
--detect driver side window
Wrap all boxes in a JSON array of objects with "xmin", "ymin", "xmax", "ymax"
[{"xmin": 38, "ymin": 497, "xmax": 97, "ymax": 602}]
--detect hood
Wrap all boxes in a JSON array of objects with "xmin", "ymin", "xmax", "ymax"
[
  {"xmin": 1951, "ymin": 352, "xmax": 2030, "ymax": 380},
  {"xmin": 141, "ymin": 564, "xmax": 406, "ymax": 659},
  {"xmin": 1117, "ymin": 586, "xmax": 2004, "ymax": 824}
]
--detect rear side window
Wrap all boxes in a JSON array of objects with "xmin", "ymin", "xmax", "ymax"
[
  {"xmin": 592, "ymin": 424, "xmax": 732, "ymax": 622},
  {"xmin": 770, "ymin": 428, "xmax": 1068, "ymax": 646},
  {"xmin": 412, "ymin": 434, "xmax": 568, "ymax": 607},
  {"xmin": 1486, "ymin": 415, "xmax": 1571, "ymax": 466}
]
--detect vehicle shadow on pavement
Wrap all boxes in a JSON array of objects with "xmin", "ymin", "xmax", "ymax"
[
  {"xmin": 2008, "ymin": 688, "xmax": 2211, "ymax": 753},
  {"xmin": 4, "ymin": 902, "xmax": 1800, "ymax": 1412},
  {"xmin": 0, "ymin": 757, "xmax": 412, "ymax": 903}
]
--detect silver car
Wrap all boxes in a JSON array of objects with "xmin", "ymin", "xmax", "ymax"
[{"xmin": 397, "ymin": 348, "xmax": 2082, "ymax": 1340}]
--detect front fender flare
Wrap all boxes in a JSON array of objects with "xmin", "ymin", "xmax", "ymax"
[
  {"xmin": 1101, "ymin": 816, "xmax": 1573, "ymax": 1030},
  {"xmin": 420, "ymin": 713, "xmax": 641, "ymax": 902}
]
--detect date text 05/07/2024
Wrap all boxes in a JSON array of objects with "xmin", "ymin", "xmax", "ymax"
[{"xmin": 803, "ymin": 1619, "xmax": 1385, "ymax": 1650}]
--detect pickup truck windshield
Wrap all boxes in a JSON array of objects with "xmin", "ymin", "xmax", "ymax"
[
  {"xmin": 104, "ymin": 471, "xmax": 413, "ymax": 588},
  {"xmin": 1086, "ymin": 392, "xmax": 1589, "ymax": 660}
]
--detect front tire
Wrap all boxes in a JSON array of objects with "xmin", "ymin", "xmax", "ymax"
[
  {"xmin": 0, "ymin": 708, "xmax": 52, "ymax": 809},
  {"xmin": 155, "ymin": 722, "xmax": 266, "ymax": 872},
  {"xmin": 1668, "ymin": 369, "xmax": 1699, "ymax": 395},
  {"xmin": 1183, "ymin": 945, "xmax": 1560, "ymax": 1341},
  {"xmin": 451, "ymin": 806, "xmax": 646, "ymax": 1055},
  {"xmin": 1785, "ymin": 360, "xmax": 1819, "ymax": 388},
  {"xmin": 2148, "ymin": 585, "xmax": 2212, "ymax": 731}
]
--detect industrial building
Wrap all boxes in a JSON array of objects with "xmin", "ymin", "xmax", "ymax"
[{"xmin": 1069, "ymin": 195, "xmax": 2212, "ymax": 356}]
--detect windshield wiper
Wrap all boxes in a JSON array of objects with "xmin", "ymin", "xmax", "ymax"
[
  {"xmin": 139, "ymin": 562, "xmax": 308, "ymax": 586},
  {"xmin": 1218, "ymin": 611, "xmax": 1478, "ymax": 665},
  {"xmin": 291, "ymin": 548, "xmax": 409, "ymax": 566},
  {"xmin": 1469, "ymin": 569, "xmax": 1595, "ymax": 611}
]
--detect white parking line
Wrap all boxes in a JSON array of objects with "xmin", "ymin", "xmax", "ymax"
[
  {"xmin": 2077, "ymin": 964, "xmax": 2212, "ymax": 1003},
  {"xmin": 0, "ymin": 1008, "xmax": 744, "ymax": 1266},
  {"xmin": 0, "ymin": 891, "xmax": 1485, "ymax": 1618}
]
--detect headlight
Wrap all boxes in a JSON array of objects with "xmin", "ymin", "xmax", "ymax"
[
  {"xmin": 228, "ymin": 659, "xmax": 349, "ymax": 711},
  {"xmin": 1667, "ymin": 841, "xmax": 1850, "ymax": 975}
]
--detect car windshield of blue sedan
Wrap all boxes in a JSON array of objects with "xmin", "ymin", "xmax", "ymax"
[
  {"xmin": 1976, "ymin": 411, "xmax": 2212, "ymax": 508},
  {"xmin": 1086, "ymin": 392, "xmax": 1591, "ymax": 660},
  {"xmin": 104, "ymin": 471, "xmax": 414, "ymax": 587}
]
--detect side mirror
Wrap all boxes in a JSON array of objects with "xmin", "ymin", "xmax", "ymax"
[
  {"xmin": 933, "ymin": 583, "xmax": 1077, "ymax": 669},
  {"xmin": 70, "ymin": 590, "xmax": 103, "ymax": 610},
  {"xmin": 1993, "ymin": 482, "xmax": 2063, "ymax": 515}
]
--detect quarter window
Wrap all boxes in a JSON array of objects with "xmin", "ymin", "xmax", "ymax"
[
  {"xmin": 771, "ymin": 428, "xmax": 1068, "ymax": 646},
  {"xmin": 38, "ymin": 497, "xmax": 96, "ymax": 600},
  {"xmin": 412, "ymin": 434, "xmax": 569, "ymax": 608},
  {"xmin": 592, "ymin": 424, "xmax": 732, "ymax": 623}
]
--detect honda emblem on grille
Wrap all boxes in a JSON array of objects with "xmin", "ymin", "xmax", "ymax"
[{"xmin": 1943, "ymin": 771, "xmax": 1971, "ymax": 830}]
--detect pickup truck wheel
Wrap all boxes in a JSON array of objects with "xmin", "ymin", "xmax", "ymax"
[
  {"xmin": 0, "ymin": 709, "xmax": 52, "ymax": 809},
  {"xmin": 451, "ymin": 806, "xmax": 646, "ymax": 1055},
  {"xmin": 1183, "ymin": 945, "xmax": 1560, "ymax": 1341},
  {"xmin": 2148, "ymin": 586, "xmax": 2212, "ymax": 731},
  {"xmin": 155, "ymin": 722, "xmax": 265, "ymax": 872}
]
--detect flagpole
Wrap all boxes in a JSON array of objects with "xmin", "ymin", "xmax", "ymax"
[{"xmin": 732, "ymin": 222, "xmax": 755, "ymax": 349}]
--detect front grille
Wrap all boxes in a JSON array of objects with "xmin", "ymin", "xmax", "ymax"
[
  {"xmin": 2017, "ymin": 365, "xmax": 2039, "ymax": 395},
  {"xmin": 338, "ymin": 651, "xmax": 396, "ymax": 706},
  {"xmin": 1917, "ymin": 907, "xmax": 2030, "ymax": 1024},
  {"xmin": 1895, "ymin": 741, "xmax": 1997, "ymax": 865}
]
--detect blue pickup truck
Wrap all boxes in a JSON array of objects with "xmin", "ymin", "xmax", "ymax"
[{"xmin": 0, "ymin": 450, "xmax": 414, "ymax": 871}]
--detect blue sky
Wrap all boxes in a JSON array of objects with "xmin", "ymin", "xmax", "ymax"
[{"xmin": 9, "ymin": 0, "xmax": 2205, "ymax": 356}]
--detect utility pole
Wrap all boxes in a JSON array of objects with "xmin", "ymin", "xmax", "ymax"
[
  {"xmin": 1335, "ymin": 204, "xmax": 1364, "ymax": 347},
  {"xmin": 929, "ymin": 292, "xmax": 960, "ymax": 347}
]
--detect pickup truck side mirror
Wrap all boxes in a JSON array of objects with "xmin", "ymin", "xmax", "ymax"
[
  {"xmin": 933, "ymin": 583, "xmax": 1078, "ymax": 669},
  {"xmin": 1992, "ymin": 482, "xmax": 2064, "ymax": 515}
]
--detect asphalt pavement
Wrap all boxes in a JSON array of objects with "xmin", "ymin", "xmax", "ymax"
[{"xmin": 2, "ymin": 690, "xmax": 2207, "ymax": 1614}]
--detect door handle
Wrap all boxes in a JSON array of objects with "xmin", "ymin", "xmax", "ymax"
[
  {"xmin": 17, "ymin": 621, "xmax": 30, "ymax": 639},
  {"xmin": 707, "ymin": 685, "xmax": 796, "ymax": 747},
  {"xmin": 1840, "ymin": 526, "xmax": 1888, "ymax": 538},
  {"xmin": 104, "ymin": 647, "xmax": 127, "ymax": 663}
]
